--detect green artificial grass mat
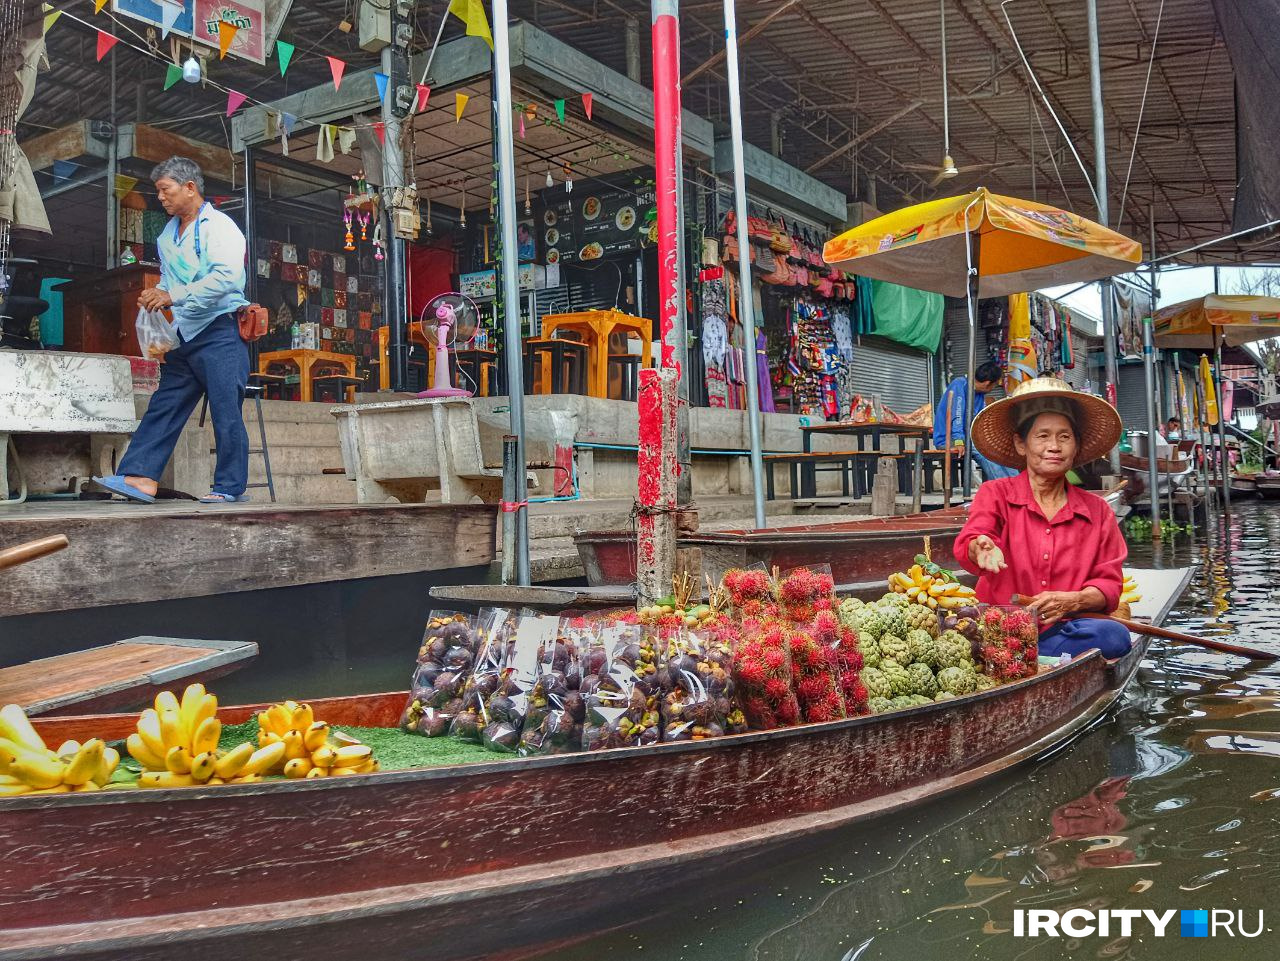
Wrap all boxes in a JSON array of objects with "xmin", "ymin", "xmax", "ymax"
[{"xmin": 217, "ymin": 719, "xmax": 497, "ymax": 771}]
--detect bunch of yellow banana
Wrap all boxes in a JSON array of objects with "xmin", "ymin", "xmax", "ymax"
[
  {"xmin": 1121, "ymin": 574, "xmax": 1142, "ymax": 605},
  {"xmin": 887, "ymin": 564, "xmax": 977, "ymax": 610},
  {"xmin": 128, "ymin": 683, "xmax": 271, "ymax": 788},
  {"xmin": 0, "ymin": 704, "xmax": 120, "ymax": 796},
  {"xmin": 257, "ymin": 699, "xmax": 379, "ymax": 779}
]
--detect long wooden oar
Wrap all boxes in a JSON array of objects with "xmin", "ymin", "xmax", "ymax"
[
  {"xmin": 1075, "ymin": 613, "xmax": 1278, "ymax": 662},
  {"xmin": 1011, "ymin": 593, "xmax": 1277, "ymax": 661},
  {"xmin": 0, "ymin": 535, "xmax": 69, "ymax": 573}
]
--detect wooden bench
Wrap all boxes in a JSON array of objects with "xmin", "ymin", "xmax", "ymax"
[
  {"xmin": 918, "ymin": 448, "xmax": 964, "ymax": 494},
  {"xmin": 763, "ymin": 450, "xmax": 902, "ymax": 500},
  {"xmin": 0, "ymin": 636, "xmax": 258, "ymax": 716}
]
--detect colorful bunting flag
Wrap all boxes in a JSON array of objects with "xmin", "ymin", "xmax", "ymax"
[
  {"xmin": 455, "ymin": 92, "xmax": 469, "ymax": 122},
  {"xmin": 217, "ymin": 20, "xmax": 238, "ymax": 58},
  {"xmin": 113, "ymin": 174, "xmax": 139, "ymax": 200},
  {"xmin": 163, "ymin": 62, "xmax": 182, "ymax": 90},
  {"xmin": 326, "ymin": 56, "xmax": 346, "ymax": 91},
  {"xmin": 416, "ymin": 84, "xmax": 431, "ymax": 112},
  {"xmin": 226, "ymin": 89, "xmax": 248, "ymax": 117},
  {"xmin": 43, "ymin": 8, "xmax": 61, "ymax": 34},
  {"xmin": 525, "ymin": 103, "xmax": 537, "ymax": 121},
  {"xmin": 518, "ymin": 112, "xmax": 525, "ymax": 139},
  {"xmin": 554, "ymin": 99, "xmax": 565, "ymax": 123},
  {"xmin": 447, "ymin": 0, "xmax": 493, "ymax": 50},
  {"xmin": 582, "ymin": 92, "xmax": 593, "ymax": 120},
  {"xmin": 159, "ymin": 1, "xmax": 181, "ymax": 39},
  {"xmin": 96, "ymin": 31, "xmax": 118, "ymax": 61},
  {"xmin": 275, "ymin": 40, "xmax": 295, "ymax": 76},
  {"xmin": 51, "ymin": 159, "xmax": 76, "ymax": 184},
  {"xmin": 94, "ymin": 0, "xmax": 108, "ymax": 12},
  {"xmin": 280, "ymin": 112, "xmax": 297, "ymax": 135},
  {"xmin": 374, "ymin": 72, "xmax": 389, "ymax": 103},
  {"xmin": 373, "ymin": 121, "xmax": 386, "ymax": 145}
]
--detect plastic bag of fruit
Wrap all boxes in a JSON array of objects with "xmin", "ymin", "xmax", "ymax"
[
  {"xmin": 581, "ymin": 624, "xmax": 661, "ymax": 750},
  {"xmin": 774, "ymin": 563, "xmax": 837, "ymax": 623},
  {"xmin": 480, "ymin": 613, "xmax": 558, "ymax": 753},
  {"xmin": 449, "ymin": 608, "xmax": 519, "ymax": 743},
  {"xmin": 731, "ymin": 617, "xmax": 802, "ymax": 730},
  {"xmin": 400, "ymin": 610, "xmax": 479, "ymax": 735},
  {"xmin": 718, "ymin": 563, "xmax": 776, "ymax": 619},
  {"xmin": 518, "ymin": 620, "xmax": 589, "ymax": 756},
  {"xmin": 660, "ymin": 629, "xmax": 746, "ymax": 741},
  {"xmin": 975, "ymin": 604, "xmax": 1039, "ymax": 682}
]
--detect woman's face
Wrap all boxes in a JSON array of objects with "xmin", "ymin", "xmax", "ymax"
[{"xmin": 1014, "ymin": 412, "xmax": 1078, "ymax": 480}]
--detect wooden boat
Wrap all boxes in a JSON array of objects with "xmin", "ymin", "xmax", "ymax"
[
  {"xmin": 1230, "ymin": 474, "xmax": 1260, "ymax": 497},
  {"xmin": 576, "ymin": 506, "xmax": 970, "ymax": 589},
  {"xmin": 1119, "ymin": 452, "xmax": 1195, "ymax": 497},
  {"xmin": 1257, "ymin": 474, "xmax": 1280, "ymax": 500},
  {"xmin": 0, "ymin": 568, "xmax": 1191, "ymax": 961}
]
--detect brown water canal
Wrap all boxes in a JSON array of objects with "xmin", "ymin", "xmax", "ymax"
[{"xmin": 531, "ymin": 501, "xmax": 1280, "ymax": 961}]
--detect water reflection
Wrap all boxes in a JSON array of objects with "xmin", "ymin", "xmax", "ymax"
[{"xmin": 536, "ymin": 503, "xmax": 1280, "ymax": 961}]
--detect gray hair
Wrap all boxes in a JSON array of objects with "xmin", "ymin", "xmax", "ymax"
[{"xmin": 151, "ymin": 156, "xmax": 205, "ymax": 195}]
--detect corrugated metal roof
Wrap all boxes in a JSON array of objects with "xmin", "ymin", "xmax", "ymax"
[{"xmin": 16, "ymin": 0, "xmax": 1263, "ymax": 265}]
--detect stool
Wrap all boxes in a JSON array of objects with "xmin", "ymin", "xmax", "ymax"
[
  {"xmin": 608, "ymin": 354, "xmax": 642, "ymax": 401},
  {"xmin": 524, "ymin": 339, "xmax": 588, "ymax": 395},
  {"xmin": 250, "ymin": 372, "xmax": 288, "ymax": 400},
  {"xmin": 312, "ymin": 374, "xmax": 364, "ymax": 403},
  {"xmin": 198, "ymin": 384, "xmax": 275, "ymax": 502}
]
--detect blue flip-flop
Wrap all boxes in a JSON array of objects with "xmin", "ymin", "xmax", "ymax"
[
  {"xmin": 92, "ymin": 475, "xmax": 157, "ymax": 503},
  {"xmin": 198, "ymin": 491, "xmax": 250, "ymax": 503}
]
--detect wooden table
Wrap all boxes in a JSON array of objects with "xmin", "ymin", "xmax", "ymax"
[
  {"xmin": 258, "ymin": 349, "xmax": 357, "ymax": 402},
  {"xmin": 375, "ymin": 325, "xmax": 434, "ymax": 390},
  {"xmin": 540, "ymin": 309, "xmax": 653, "ymax": 399},
  {"xmin": 56, "ymin": 263, "xmax": 163, "ymax": 356},
  {"xmin": 800, "ymin": 422, "xmax": 933, "ymax": 509}
]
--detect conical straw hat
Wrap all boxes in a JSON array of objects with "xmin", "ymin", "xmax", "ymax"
[{"xmin": 971, "ymin": 377, "xmax": 1122, "ymax": 468}]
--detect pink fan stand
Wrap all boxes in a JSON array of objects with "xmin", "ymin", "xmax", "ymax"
[{"xmin": 417, "ymin": 300, "xmax": 473, "ymax": 398}]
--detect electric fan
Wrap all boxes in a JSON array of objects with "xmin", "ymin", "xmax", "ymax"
[{"xmin": 416, "ymin": 292, "xmax": 481, "ymax": 398}]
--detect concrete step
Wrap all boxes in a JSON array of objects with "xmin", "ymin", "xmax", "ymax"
[
  {"xmin": 523, "ymin": 497, "xmax": 806, "ymax": 541},
  {"xmin": 201, "ymin": 444, "xmax": 346, "ymax": 477},
  {"xmin": 245, "ymin": 472, "xmax": 357, "ymax": 505},
  {"xmin": 187, "ymin": 417, "xmax": 344, "ymax": 448}
]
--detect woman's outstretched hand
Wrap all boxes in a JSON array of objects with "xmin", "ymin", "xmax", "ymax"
[{"xmin": 968, "ymin": 535, "xmax": 1006, "ymax": 574}]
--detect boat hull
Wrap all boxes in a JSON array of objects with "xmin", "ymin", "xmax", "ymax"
[
  {"xmin": 575, "ymin": 508, "xmax": 967, "ymax": 588},
  {"xmin": 3, "ymin": 650, "xmax": 1129, "ymax": 961}
]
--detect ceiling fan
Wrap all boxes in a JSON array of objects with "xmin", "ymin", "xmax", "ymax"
[{"xmin": 900, "ymin": 0, "xmax": 1017, "ymax": 188}]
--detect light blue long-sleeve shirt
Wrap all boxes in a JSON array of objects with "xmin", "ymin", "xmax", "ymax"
[
  {"xmin": 155, "ymin": 202, "xmax": 248, "ymax": 340},
  {"xmin": 932, "ymin": 376, "xmax": 988, "ymax": 449}
]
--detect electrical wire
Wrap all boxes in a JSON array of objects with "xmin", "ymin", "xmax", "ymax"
[
  {"xmin": 1116, "ymin": 0, "xmax": 1166, "ymax": 234},
  {"xmin": 1000, "ymin": 0, "xmax": 1099, "ymax": 211}
]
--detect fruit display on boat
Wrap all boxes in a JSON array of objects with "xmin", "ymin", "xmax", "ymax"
[
  {"xmin": 886, "ymin": 558, "xmax": 977, "ymax": 610},
  {"xmin": 732, "ymin": 618, "xmax": 802, "ymax": 729},
  {"xmin": 976, "ymin": 605, "xmax": 1039, "ymax": 682},
  {"xmin": 400, "ymin": 611, "xmax": 482, "ymax": 736},
  {"xmin": 256, "ymin": 698, "xmax": 379, "ymax": 779},
  {"xmin": 0, "ymin": 704, "xmax": 119, "ymax": 795},
  {"xmin": 582, "ymin": 626, "xmax": 663, "ymax": 749},
  {"xmin": 1114, "ymin": 573, "xmax": 1143, "ymax": 619},
  {"xmin": 661, "ymin": 631, "xmax": 744, "ymax": 740}
]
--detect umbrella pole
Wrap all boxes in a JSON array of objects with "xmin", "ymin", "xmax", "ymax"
[
  {"xmin": 1141, "ymin": 315, "xmax": 1162, "ymax": 539},
  {"xmin": 1193, "ymin": 375, "xmax": 1213, "ymax": 531},
  {"xmin": 723, "ymin": 0, "xmax": 767, "ymax": 530},
  {"xmin": 1215, "ymin": 335, "xmax": 1231, "ymax": 511},
  {"xmin": 962, "ymin": 231, "xmax": 978, "ymax": 498}
]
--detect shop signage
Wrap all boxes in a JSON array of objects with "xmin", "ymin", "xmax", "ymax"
[
  {"xmin": 193, "ymin": 0, "xmax": 268, "ymax": 63},
  {"xmin": 459, "ymin": 264, "xmax": 539, "ymax": 300},
  {"xmin": 113, "ymin": 0, "xmax": 196, "ymax": 38},
  {"xmin": 536, "ymin": 185, "xmax": 654, "ymax": 265}
]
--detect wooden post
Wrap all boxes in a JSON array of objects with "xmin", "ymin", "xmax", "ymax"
[
  {"xmin": 871, "ymin": 456, "xmax": 897, "ymax": 517},
  {"xmin": 637, "ymin": 367, "xmax": 679, "ymax": 603}
]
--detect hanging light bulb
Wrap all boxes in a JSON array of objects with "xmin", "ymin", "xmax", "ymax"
[
  {"xmin": 425, "ymin": 195, "xmax": 433, "ymax": 236},
  {"xmin": 182, "ymin": 55, "xmax": 202, "ymax": 83},
  {"xmin": 524, "ymin": 174, "xmax": 531, "ymax": 216},
  {"xmin": 458, "ymin": 180, "xmax": 467, "ymax": 228},
  {"xmin": 563, "ymin": 162, "xmax": 573, "ymax": 194},
  {"xmin": 546, "ymin": 166, "xmax": 554, "ymax": 189}
]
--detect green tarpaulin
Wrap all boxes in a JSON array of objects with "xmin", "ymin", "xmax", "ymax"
[{"xmin": 870, "ymin": 280, "xmax": 944, "ymax": 353}]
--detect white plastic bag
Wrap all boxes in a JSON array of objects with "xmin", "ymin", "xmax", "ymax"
[{"xmin": 135, "ymin": 306, "xmax": 178, "ymax": 360}]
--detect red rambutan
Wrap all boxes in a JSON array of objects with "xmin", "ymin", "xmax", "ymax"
[
  {"xmin": 764, "ymin": 677, "xmax": 792, "ymax": 701},
  {"xmin": 764, "ymin": 647, "xmax": 788, "ymax": 672},
  {"xmin": 735, "ymin": 659, "xmax": 766, "ymax": 687}
]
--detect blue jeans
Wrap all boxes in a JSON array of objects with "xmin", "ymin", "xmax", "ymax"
[
  {"xmin": 974, "ymin": 449, "xmax": 1020, "ymax": 481},
  {"xmin": 1039, "ymin": 618, "xmax": 1133, "ymax": 658},
  {"xmin": 119, "ymin": 313, "xmax": 250, "ymax": 496}
]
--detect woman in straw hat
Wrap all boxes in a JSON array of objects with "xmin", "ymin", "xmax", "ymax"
[{"xmin": 953, "ymin": 378, "xmax": 1132, "ymax": 659}]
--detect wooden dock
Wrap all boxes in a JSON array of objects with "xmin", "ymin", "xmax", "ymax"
[{"xmin": 0, "ymin": 500, "xmax": 497, "ymax": 618}]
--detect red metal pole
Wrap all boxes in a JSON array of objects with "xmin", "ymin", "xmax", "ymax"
[{"xmin": 637, "ymin": 0, "xmax": 685, "ymax": 603}]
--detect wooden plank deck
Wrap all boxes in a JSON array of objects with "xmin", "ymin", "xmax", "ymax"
[
  {"xmin": 0, "ymin": 501, "xmax": 497, "ymax": 617},
  {"xmin": 0, "ymin": 636, "xmax": 258, "ymax": 715}
]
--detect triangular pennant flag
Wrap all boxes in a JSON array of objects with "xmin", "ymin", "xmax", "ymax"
[
  {"xmin": 316, "ymin": 124, "xmax": 335, "ymax": 163},
  {"xmin": 42, "ymin": 9, "xmax": 61, "ymax": 34},
  {"xmin": 163, "ymin": 62, "xmax": 182, "ymax": 90},
  {"xmin": 447, "ymin": 0, "xmax": 493, "ymax": 50},
  {"xmin": 218, "ymin": 20, "xmax": 238, "ymax": 58},
  {"xmin": 52, "ymin": 159, "xmax": 76, "ymax": 184},
  {"xmin": 96, "ymin": 31, "xmax": 118, "ymax": 61},
  {"xmin": 416, "ymin": 84, "xmax": 431, "ymax": 112},
  {"xmin": 113, "ymin": 174, "xmax": 139, "ymax": 200},
  {"xmin": 326, "ymin": 56, "xmax": 346, "ymax": 91},
  {"xmin": 455, "ymin": 92, "xmax": 469, "ymax": 122},
  {"xmin": 94, "ymin": 0, "xmax": 108, "ymax": 12},
  {"xmin": 582, "ymin": 93, "xmax": 593, "ymax": 120},
  {"xmin": 281, "ymin": 112, "xmax": 297, "ymax": 136},
  {"xmin": 374, "ymin": 72, "xmax": 389, "ymax": 103},
  {"xmin": 554, "ymin": 99, "xmax": 566, "ymax": 123},
  {"xmin": 525, "ymin": 103, "xmax": 537, "ymax": 121},
  {"xmin": 373, "ymin": 121, "xmax": 386, "ymax": 145},
  {"xmin": 226, "ymin": 89, "xmax": 248, "ymax": 117},
  {"xmin": 275, "ymin": 40, "xmax": 295, "ymax": 76},
  {"xmin": 160, "ymin": 1, "xmax": 181, "ymax": 39}
]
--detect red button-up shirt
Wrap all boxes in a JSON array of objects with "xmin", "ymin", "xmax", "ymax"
[{"xmin": 953, "ymin": 472, "xmax": 1127, "ymax": 611}]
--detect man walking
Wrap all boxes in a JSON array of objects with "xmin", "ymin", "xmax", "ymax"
[
  {"xmin": 933, "ymin": 360, "xmax": 1019, "ymax": 482},
  {"xmin": 94, "ymin": 157, "xmax": 250, "ymax": 503}
]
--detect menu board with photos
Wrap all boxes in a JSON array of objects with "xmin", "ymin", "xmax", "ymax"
[{"xmin": 536, "ymin": 184, "xmax": 652, "ymax": 265}]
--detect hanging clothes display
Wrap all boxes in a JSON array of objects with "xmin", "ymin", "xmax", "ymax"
[{"xmin": 701, "ymin": 277, "xmax": 731, "ymax": 408}]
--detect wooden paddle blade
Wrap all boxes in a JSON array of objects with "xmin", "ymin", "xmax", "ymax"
[
  {"xmin": 0, "ymin": 535, "xmax": 70, "ymax": 573},
  {"xmin": 1076, "ymin": 613, "xmax": 1277, "ymax": 661}
]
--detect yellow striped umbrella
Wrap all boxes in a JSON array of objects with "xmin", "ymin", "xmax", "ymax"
[{"xmin": 1153, "ymin": 294, "xmax": 1280, "ymax": 349}]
